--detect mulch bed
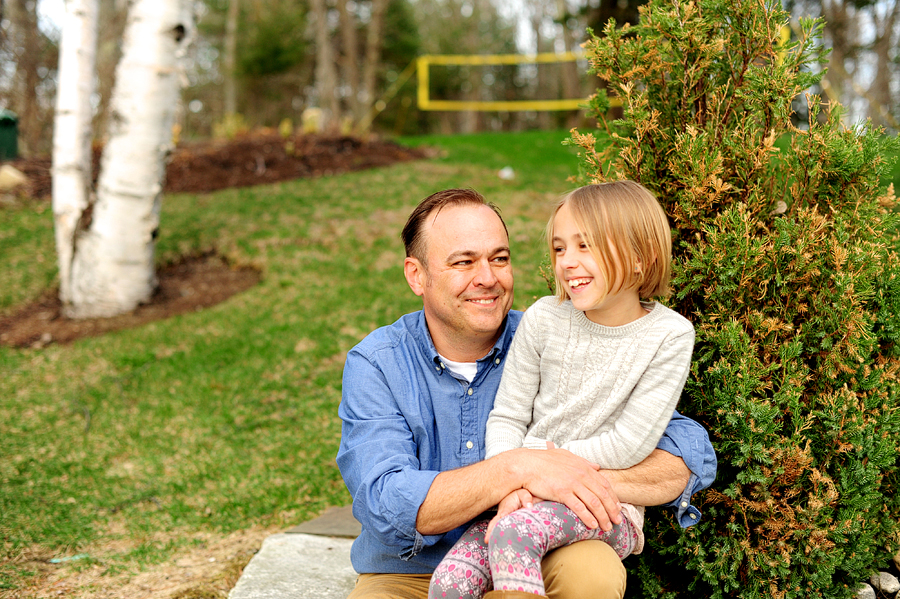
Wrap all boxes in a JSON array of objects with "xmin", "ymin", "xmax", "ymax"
[{"xmin": 9, "ymin": 131, "xmax": 432, "ymax": 200}]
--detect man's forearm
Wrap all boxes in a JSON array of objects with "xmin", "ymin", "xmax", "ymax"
[
  {"xmin": 415, "ymin": 451, "xmax": 521, "ymax": 535},
  {"xmin": 601, "ymin": 448, "xmax": 691, "ymax": 506},
  {"xmin": 416, "ymin": 447, "xmax": 623, "ymax": 535}
]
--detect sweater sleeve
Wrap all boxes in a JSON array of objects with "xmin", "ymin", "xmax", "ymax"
[
  {"xmin": 561, "ymin": 327, "xmax": 695, "ymax": 469},
  {"xmin": 485, "ymin": 304, "xmax": 544, "ymax": 459}
]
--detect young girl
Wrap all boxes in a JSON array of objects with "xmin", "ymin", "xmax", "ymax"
[{"xmin": 428, "ymin": 181, "xmax": 695, "ymax": 599}]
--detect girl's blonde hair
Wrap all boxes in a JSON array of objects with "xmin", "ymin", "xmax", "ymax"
[{"xmin": 546, "ymin": 180, "xmax": 672, "ymax": 303}]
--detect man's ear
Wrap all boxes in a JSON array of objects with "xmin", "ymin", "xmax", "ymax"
[{"xmin": 404, "ymin": 257, "xmax": 426, "ymax": 297}]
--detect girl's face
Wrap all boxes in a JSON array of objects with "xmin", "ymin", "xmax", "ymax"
[{"xmin": 551, "ymin": 202, "xmax": 644, "ymax": 326}]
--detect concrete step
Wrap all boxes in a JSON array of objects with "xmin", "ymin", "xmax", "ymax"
[{"xmin": 228, "ymin": 506, "xmax": 360, "ymax": 599}]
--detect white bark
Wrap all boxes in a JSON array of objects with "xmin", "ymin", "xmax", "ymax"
[
  {"xmin": 67, "ymin": 0, "xmax": 192, "ymax": 318},
  {"xmin": 52, "ymin": 0, "xmax": 99, "ymax": 306}
]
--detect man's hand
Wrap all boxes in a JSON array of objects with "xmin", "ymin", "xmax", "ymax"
[
  {"xmin": 510, "ymin": 447, "xmax": 622, "ymax": 531},
  {"xmin": 485, "ymin": 489, "xmax": 535, "ymax": 542},
  {"xmin": 415, "ymin": 445, "xmax": 623, "ymax": 536}
]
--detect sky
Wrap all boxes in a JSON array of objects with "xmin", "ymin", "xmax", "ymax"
[{"xmin": 37, "ymin": 0, "xmax": 64, "ymax": 36}]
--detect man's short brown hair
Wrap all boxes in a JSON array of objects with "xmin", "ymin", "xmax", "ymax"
[{"xmin": 402, "ymin": 189, "xmax": 508, "ymax": 264}]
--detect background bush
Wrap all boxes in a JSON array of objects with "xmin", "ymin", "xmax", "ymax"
[{"xmin": 570, "ymin": 1, "xmax": 900, "ymax": 597}]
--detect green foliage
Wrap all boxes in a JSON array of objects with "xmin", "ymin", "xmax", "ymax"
[
  {"xmin": 571, "ymin": 1, "xmax": 900, "ymax": 597},
  {"xmin": 236, "ymin": 3, "xmax": 307, "ymax": 77}
]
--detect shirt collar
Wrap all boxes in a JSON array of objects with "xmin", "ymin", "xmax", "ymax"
[{"xmin": 412, "ymin": 310, "xmax": 515, "ymax": 371}]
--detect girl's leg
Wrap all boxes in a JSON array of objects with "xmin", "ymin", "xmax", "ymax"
[
  {"xmin": 429, "ymin": 520, "xmax": 493, "ymax": 599},
  {"xmin": 487, "ymin": 502, "xmax": 635, "ymax": 596}
]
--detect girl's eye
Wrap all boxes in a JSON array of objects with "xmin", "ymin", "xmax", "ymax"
[{"xmin": 553, "ymin": 246, "xmax": 564, "ymax": 253}]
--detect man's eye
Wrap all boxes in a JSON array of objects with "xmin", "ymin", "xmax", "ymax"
[
  {"xmin": 493, "ymin": 256, "xmax": 510, "ymax": 263},
  {"xmin": 454, "ymin": 260, "xmax": 472, "ymax": 266}
]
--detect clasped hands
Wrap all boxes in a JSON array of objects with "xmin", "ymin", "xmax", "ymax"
[{"xmin": 485, "ymin": 441, "xmax": 622, "ymax": 542}]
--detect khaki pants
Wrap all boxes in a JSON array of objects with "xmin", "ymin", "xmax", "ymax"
[{"xmin": 348, "ymin": 540, "xmax": 627, "ymax": 599}]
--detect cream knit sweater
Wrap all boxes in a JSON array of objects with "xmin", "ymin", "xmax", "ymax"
[{"xmin": 485, "ymin": 296, "xmax": 695, "ymax": 470}]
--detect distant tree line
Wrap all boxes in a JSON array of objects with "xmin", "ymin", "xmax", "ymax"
[{"xmin": 0, "ymin": 0, "xmax": 896, "ymax": 157}]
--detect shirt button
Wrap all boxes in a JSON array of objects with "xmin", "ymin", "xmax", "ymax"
[
  {"xmin": 467, "ymin": 388, "xmax": 473, "ymax": 396},
  {"xmin": 435, "ymin": 366, "xmax": 441, "ymax": 371},
  {"xmin": 689, "ymin": 513, "xmax": 697, "ymax": 520},
  {"xmin": 681, "ymin": 501, "xmax": 688, "ymax": 508},
  {"xmin": 466, "ymin": 441, "xmax": 473, "ymax": 449},
  {"xmin": 494, "ymin": 358, "xmax": 500, "ymax": 365}
]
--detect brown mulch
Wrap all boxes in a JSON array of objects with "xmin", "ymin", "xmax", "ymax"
[
  {"xmin": 1, "ymin": 131, "xmax": 431, "ymax": 348},
  {"xmin": 10, "ymin": 131, "xmax": 432, "ymax": 200}
]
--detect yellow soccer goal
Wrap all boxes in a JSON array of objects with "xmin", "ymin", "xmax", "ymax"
[{"xmin": 416, "ymin": 52, "xmax": 589, "ymax": 112}]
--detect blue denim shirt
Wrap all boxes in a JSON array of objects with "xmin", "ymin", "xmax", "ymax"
[{"xmin": 336, "ymin": 309, "xmax": 717, "ymax": 574}]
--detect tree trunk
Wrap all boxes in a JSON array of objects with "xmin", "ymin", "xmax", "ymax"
[
  {"xmin": 360, "ymin": 0, "xmax": 388, "ymax": 127},
  {"xmin": 556, "ymin": 0, "xmax": 581, "ymax": 128},
  {"xmin": 532, "ymin": 6, "xmax": 551, "ymax": 129},
  {"xmin": 337, "ymin": 0, "xmax": 360, "ymax": 121},
  {"xmin": 52, "ymin": 0, "xmax": 99, "ymax": 307},
  {"xmin": 820, "ymin": 0, "xmax": 853, "ymax": 113},
  {"xmin": 223, "ymin": 0, "xmax": 240, "ymax": 116},
  {"xmin": 66, "ymin": 0, "xmax": 193, "ymax": 319},
  {"xmin": 868, "ymin": 1, "xmax": 899, "ymax": 130},
  {"xmin": 310, "ymin": 0, "xmax": 340, "ymax": 129},
  {"xmin": 10, "ymin": 0, "xmax": 41, "ymax": 156}
]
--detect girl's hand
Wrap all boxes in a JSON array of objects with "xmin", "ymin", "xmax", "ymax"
[{"xmin": 485, "ymin": 488, "xmax": 536, "ymax": 542}]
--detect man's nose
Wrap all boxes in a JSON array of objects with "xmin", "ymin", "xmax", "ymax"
[{"xmin": 472, "ymin": 260, "xmax": 499, "ymax": 287}]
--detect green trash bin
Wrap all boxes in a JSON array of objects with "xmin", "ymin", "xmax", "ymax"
[{"xmin": 0, "ymin": 109, "xmax": 18, "ymax": 160}]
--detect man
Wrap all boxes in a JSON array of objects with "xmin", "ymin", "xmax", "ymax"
[{"xmin": 337, "ymin": 189, "xmax": 716, "ymax": 599}]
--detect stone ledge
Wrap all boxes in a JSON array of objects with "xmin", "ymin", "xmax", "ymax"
[{"xmin": 228, "ymin": 533, "xmax": 356, "ymax": 599}]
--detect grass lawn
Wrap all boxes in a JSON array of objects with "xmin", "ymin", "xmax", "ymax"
[
  {"xmin": 0, "ymin": 129, "xmax": 582, "ymax": 597},
  {"xmin": 1, "ymin": 127, "xmax": 897, "ymax": 597}
]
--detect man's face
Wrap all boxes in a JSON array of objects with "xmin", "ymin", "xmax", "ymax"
[{"xmin": 406, "ymin": 204, "xmax": 514, "ymax": 357}]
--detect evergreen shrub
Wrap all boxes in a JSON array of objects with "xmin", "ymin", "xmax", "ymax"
[{"xmin": 569, "ymin": 1, "xmax": 900, "ymax": 597}]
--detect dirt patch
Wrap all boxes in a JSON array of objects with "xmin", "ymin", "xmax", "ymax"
[
  {"xmin": 0, "ymin": 132, "xmax": 431, "ymax": 348},
  {"xmin": 3, "ymin": 526, "xmax": 280, "ymax": 599}
]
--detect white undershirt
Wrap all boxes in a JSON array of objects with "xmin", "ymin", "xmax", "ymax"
[{"xmin": 438, "ymin": 354, "xmax": 478, "ymax": 383}]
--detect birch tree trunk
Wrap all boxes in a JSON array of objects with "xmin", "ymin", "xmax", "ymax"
[
  {"xmin": 52, "ymin": 0, "xmax": 99, "ymax": 307},
  {"xmin": 66, "ymin": 0, "xmax": 193, "ymax": 318}
]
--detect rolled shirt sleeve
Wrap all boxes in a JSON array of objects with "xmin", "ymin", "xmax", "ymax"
[{"xmin": 655, "ymin": 411, "xmax": 717, "ymax": 527}]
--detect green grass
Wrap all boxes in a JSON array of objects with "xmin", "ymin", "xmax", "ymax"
[{"xmin": 0, "ymin": 129, "xmax": 582, "ymax": 593}]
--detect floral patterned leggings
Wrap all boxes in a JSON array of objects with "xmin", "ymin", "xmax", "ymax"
[{"xmin": 428, "ymin": 501, "xmax": 636, "ymax": 598}]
